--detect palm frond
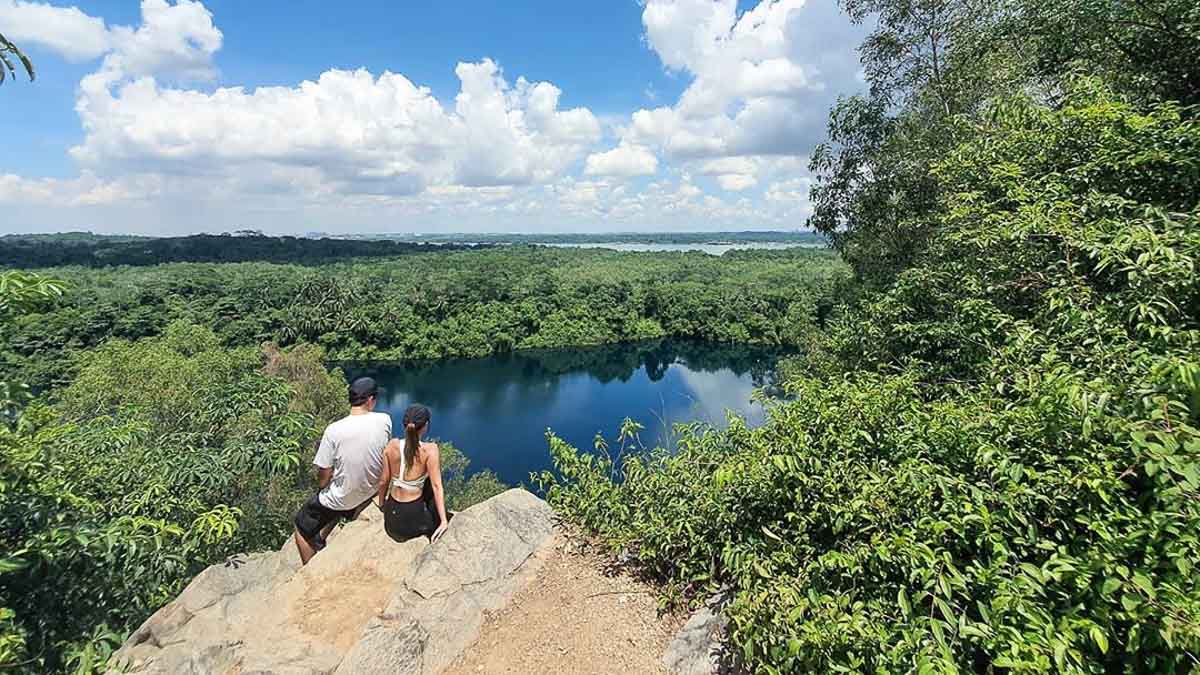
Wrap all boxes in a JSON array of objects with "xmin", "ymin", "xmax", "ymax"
[
  {"xmin": 16, "ymin": 49, "xmax": 33, "ymax": 81},
  {"xmin": 0, "ymin": 31, "xmax": 35, "ymax": 84},
  {"xmin": 0, "ymin": 51, "xmax": 13, "ymax": 86}
]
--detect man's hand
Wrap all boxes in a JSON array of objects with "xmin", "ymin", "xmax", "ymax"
[{"xmin": 431, "ymin": 522, "xmax": 448, "ymax": 543}]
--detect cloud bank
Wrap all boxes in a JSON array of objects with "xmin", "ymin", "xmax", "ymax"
[{"xmin": 0, "ymin": 0, "xmax": 866, "ymax": 233}]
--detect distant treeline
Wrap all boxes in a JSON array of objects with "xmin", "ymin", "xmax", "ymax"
[
  {"xmin": 341, "ymin": 230, "xmax": 828, "ymax": 246},
  {"xmin": 0, "ymin": 233, "xmax": 485, "ymax": 268}
]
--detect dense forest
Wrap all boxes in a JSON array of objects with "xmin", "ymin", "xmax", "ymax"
[
  {"xmin": 1, "ymin": 246, "xmax": 845, "ymax": 390},
  {"xmin": 542, "ymin": 0, "xmax": 1200, "ymax": 673},
  {"xmin": 0, "ymin": 246, "xmax": 842, "ymax": 671},
  {"xmin": 0, "ymin": 232, "xmax": 484, "ymax": 268}
]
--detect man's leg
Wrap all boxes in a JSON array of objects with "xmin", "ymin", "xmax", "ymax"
[
  {"xmin": 293, "ymin": 494, "xmax": 331, "ymax": 565},
  {"xmin": 315, "ymin": 500, "xmax": 369, "ymax": 548},
  {"xmin": 316, "ymin": 520, "xmax": 338, "ymax": 548},
  {"xmin": 294, "ymin": 528, "xmax": 318, "ymax": 565}
]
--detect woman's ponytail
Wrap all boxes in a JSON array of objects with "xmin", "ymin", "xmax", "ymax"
[
  {"xmin": 401, "ymin": 403, "xmax": 431, "ymax": 468},
  {"xmin": 404, "ymin": 421, "xmax": 420, "ymax": 467}
]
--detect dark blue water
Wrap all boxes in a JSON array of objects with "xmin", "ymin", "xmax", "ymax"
[{"xmin": 342, "ymin": 340, "xmax": 783, "ymax": 488}]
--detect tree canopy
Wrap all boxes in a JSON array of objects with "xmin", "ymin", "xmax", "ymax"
[{"xmin": 545, "ymin": 0, "xmax": 1200, "ymax": 671}]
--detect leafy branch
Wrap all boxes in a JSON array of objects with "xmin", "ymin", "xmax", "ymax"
[{"xmin": 0, "ymin": 32, "xmax": 34, "ymax": 85}]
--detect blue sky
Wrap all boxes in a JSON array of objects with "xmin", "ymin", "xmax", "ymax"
[{"xmin": 0, "ymin": 0, "xmax": 869, "ymax": 235}]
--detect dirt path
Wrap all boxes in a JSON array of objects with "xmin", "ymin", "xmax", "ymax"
[{"xmin": 444, "ymin": 535, "xmax": 684, "ymax": 675}]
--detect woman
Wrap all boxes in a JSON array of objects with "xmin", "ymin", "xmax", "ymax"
[{"xmin": 376, "ymin": 404, "xmax": 449, "ymax": 543}]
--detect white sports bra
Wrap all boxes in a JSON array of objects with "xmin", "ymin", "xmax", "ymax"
[{"xmin": 391, "ymin": 446, "xmax": 428, "ymax": 491}]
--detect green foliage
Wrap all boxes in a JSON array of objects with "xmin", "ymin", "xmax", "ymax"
[
  {"xmin": 0, "ymin": 32, "xmax": 34, "ymax": 86},
  {"xmin": 0, "ymin": 271, "xmax": 65, "ymax": 317},
  {"xmin": 544, "ymin": 85, "xmax": 1200, "ymax": 672},
  {"xmin": 0, "ymin": 272, "xmax": 65, "ymax": 426},
  {"xmin": 0, "ymin": 607, "xmax": 28, "ymax": 670},
  {"xmin": 0, "ymin": 325, "xmax": 339, "ymax": 671},
  {"xmin": 1019, "ymin": 0, "xmax": 1200, "ymax": 106},
  {"xmin": 437, "ymin": 441, "xmax": 508, "ymax": 512},
  {"xmin": 0, "ymin": 309, "xmax": 507, "ymax": 671},
  {"xmin": 810, "ymin": 0, "xmax": 1021, "ymax": 283},
  {"xmin": 0, "ymin": 246, "xmax": 829, "ymax": 671},
  {"xmin": 3, "ymin": 247, "xmax": 846, "ymax": 388},
  {"xmin": 813, "ymin": 0, "xmax": 1200, "ymax": 286}
]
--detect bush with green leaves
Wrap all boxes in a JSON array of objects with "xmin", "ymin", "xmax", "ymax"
[
  {"xmin": 437, "ymin": 439, "xmax": 508, "ymax": 512},
  {"xmin": 0, "ymin": 323, "xmax": 338, "ymax": 670},
  {"xmin": 542, "ymin": 86, "xmax": 1200, "ymax": 673},
  {"xmin": 0, "ymin": 318, "xmax": 509, "ymax": 672}
]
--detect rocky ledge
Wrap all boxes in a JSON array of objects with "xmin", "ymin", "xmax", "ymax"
[{"xmin": 109, "ymin": 489, "xmax": 555, "ymax": 675}]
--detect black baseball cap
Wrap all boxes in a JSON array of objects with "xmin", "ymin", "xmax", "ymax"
[{"xmin": 349, "ymin": 377, "xmax": 380, "ymax": 405}]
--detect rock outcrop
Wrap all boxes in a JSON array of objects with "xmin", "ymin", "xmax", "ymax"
[
  {"xmin": 110, "ymin": 489, "xmax": 555, "ymax": 675},
  {"xmin": 662, "ymin": 594, "xmax": 731, "ymax": 675}
]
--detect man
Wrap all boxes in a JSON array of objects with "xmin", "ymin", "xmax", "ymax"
[{"xmin": 293, "ymin": 376, "xmax": 391, "ymax": 564}]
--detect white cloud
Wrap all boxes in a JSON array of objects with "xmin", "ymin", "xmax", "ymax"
[
  {"xmin": 0, "ymin": 172, "xmax": 148, "ymax": 205},
  {"xmin": 612, "ymin": 0, "xmax": 867, "ymax": 163},
  {"xmin": 0, "ymin": 0, "xmax": 220, "ymax": 75},
  {"xmin": 699, "ymin": 157, "xmax": 757, "ymax": 191},
  {"xmin": 97, "ymin": 0, "xmax": 222, "ymax": 82},
  {"xmin": 765, "ymin": 177, "xmax": 811, "ymax": 202},
  {"xmin": 584, "ymin": 144, "xmax": 659, "ymax": 177},
  {"xmin": 0, "ymin": 0, "xmax": 865, "ymax": 233},
  {"xmin": 641, "ymin": 0, "xmax": 738, "ymax": 73},
  {"xmin": 0, "ymin": 0, "xmax": 111, "ymax": 61},
  {"xmin": 0, "ymin": 1, "xmax": 594, "ymax": 198},
  {"xmin": 700, "ymin": 157, "xmax": 756, "ymax": 176},
  {"xmin": 71, "ymin": 57, "xmax": 599, "ymax": 194},
  {"xmin": 716, "ymin": 173, "xmax": 756, "ymax": 191}
]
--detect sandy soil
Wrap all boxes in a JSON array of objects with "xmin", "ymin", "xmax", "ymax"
[{"xmin": 443, "ymin": 536, "xmax": 684, "ymax": 675}]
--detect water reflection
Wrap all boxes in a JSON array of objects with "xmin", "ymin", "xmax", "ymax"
[{"xmin": 341, "ymin": 340, "xmax": 784, "ymax": 487}]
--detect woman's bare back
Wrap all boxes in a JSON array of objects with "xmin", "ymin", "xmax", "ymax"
[{"xmin": 387, "ymin": 439, "xmax": 435, "ymax": 502}]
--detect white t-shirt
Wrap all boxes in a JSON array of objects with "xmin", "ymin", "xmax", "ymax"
[{"xmin": 313, "ymin": 411, "xmax": 391, "ymax": 511}]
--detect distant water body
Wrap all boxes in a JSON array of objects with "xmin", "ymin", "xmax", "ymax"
[
  {"xmin": 341, "ymin": 340, "xmax": 785, "ymax": 487},
  {"xmin": 542, "ymin": 242, "xmax": 823, "ymax": 255}
]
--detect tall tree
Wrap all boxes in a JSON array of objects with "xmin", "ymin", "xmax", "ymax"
[
  {"xmin": 809, "ymin": 0, "xmax": 1018, "ymax": 284},
  {"xmin": 808, "ymin": 0, "xmax": 1200, "ymax": 285}
]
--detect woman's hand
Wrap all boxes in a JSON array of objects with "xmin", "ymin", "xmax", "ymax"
[{"xmin": 431, "ymin": 522, "xmax": 448, "ymax": 543}]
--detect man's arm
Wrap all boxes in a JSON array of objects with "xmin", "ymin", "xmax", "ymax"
[{"xmin": 313, "ymin": 432, "xmax": 335, "ymax": 489}]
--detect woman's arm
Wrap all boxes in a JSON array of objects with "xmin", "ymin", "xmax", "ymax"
[
  {"xmin": 425, "ymin": 444, "xmax": 449, "ymax": 541},
  {"xmin": 377, "ymin": 440, "xmax": 399, "ymax": 508}
]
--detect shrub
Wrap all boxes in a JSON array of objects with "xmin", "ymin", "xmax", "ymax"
[
  {"xmin": 0, "ymin": 324, "xmax": 340, "ymax": 671},
  {"xmin": 543, "ymin": 88, "xmax": 1200, "ymax": 673}
]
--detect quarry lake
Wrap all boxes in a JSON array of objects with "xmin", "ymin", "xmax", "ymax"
[{"xmin": 341, "ymin": 340, "xmax": 785, "ymax": 487}]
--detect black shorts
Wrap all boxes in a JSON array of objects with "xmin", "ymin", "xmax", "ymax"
[
  {"xmin": 383, "ymin": 496, "xmax": 440, "ymax": 542},
  {"xmin": 294, "ymin": 493, "xmax": 365, "ymax": 542}
]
